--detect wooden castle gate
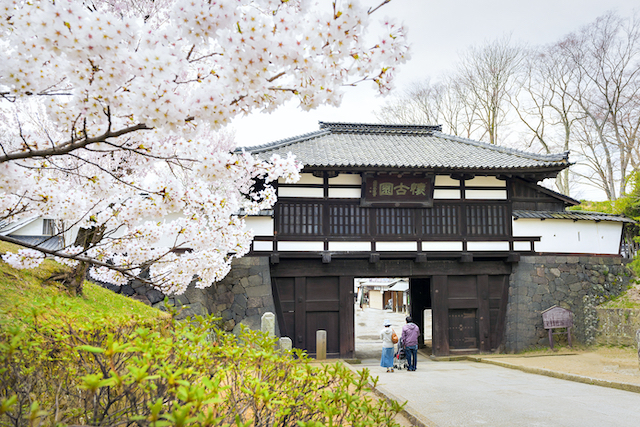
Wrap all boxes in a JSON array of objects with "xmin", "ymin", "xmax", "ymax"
[
  {"xmin": 269, "ymin": 259, "xmax": 511, "ymax": 358},
  {"xmin": 243, "ymin": 122, "xmax": 574, "ymax": 357}
]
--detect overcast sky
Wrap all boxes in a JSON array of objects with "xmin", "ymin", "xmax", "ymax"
[{"xmin": 230, "ymin": 0, "xmax": 639, "ymax": 149}]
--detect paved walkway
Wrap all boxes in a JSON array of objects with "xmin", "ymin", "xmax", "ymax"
[
  {"xmin": 352, "ymin": 307, "xmax": 640, "ymax": 426},
  {"xmin": 353, "ymin": 355, "xmax": 640, "ymax": 427}
]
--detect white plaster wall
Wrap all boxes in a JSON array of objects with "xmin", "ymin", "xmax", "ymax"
[
  {"xmin": 279, "ymin": 173, "xmax": 323, "ymax": 185},
  {"xmin": 465, "ymin": 189, "xmax": 508, "ymax": 200},
  {"xmin": 328, "ymin": 241, "xmax": 372, "ymax": 251},
  {"xmin": 433, "ymin": 189, "xmax": 461, "ymax": 199},
  {"xmin": 252, "ymin": 241, "xmax": 273, "ymax": 251},
  {"xmin": 513, "ymin": 241, "xmax": 532, "ymax": 251},
  {"xmin": 422, "ymin": 241, "xmax": 463, "ymax": 251},
  {"xmin": 434, "ymin": 175, "xmax": 460, "ymax": 186},
  {"xmin": 466, "ymin": 241, "xmax": 510, "ymax": 251},
  {"xmin": 278, "ymin": 187, "xmax": 324, "ymax": 198},
  {"xmin": 512, "ymin": 218, "xmax": 623, "ymax": 255},
  {"xmin": 11, "ymin": 219, "xmax": 44, "ymax": 235},
  {"xmin": 329, "ymin": 174, "xmax": 362, "ymax": 185},
  {"xmin": 375, "ymin": 241, "xmax": 418, "ymax": 251},
  {"xmin": 244, "ymin": 216, "xmax": 274, "ymax": 236},
  {"xmin": 277, "ymin": 241, "xmax": 324, "ymax": 251},
  {"xmin": 328, "ymin": 188, "xmax": 361, "ymax": 198},
  {"xmin": 465, "ymin": 176, "xmax": 506, "ymax": 187}
]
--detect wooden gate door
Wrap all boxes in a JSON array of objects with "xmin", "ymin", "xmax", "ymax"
[
  {"xmin": 448, "ymin": 309, "xmax": 478, "ymax": 350},
  {"xmin": 272, "ymin": 275, "xmax": 354, "ymax": 358},
  {"xmin": 432, "ymin": 273, "xmax": 510, "ymax": 356}
]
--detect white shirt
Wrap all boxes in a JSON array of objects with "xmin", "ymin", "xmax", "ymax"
[{"xmin": 380, "ymin": 326, "xmax": 395, "ymax": 348}]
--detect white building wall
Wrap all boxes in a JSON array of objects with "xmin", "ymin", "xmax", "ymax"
[
  {"xmin": 512, "ymin": 218, "xmax": 622, "ymax": 255},
  {"xmin": 11, "ymin": 219, "xmax": 44, "ymax": 235},
  {"xmin": 244, "ymin": 217, "xmax": 274, "ymax": 236},
  {"xmin": 369, "ymin": 290, "xmax": 383, "ymax": 310}
]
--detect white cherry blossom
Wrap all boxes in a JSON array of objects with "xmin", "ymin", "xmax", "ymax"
[{"xmin": 0, "ymin": 0, "xmax": 408, "ymax": 295}]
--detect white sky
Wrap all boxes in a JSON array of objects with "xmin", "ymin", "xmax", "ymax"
[
  {"xmin": 231, "ymin": 0, "xmax": 638, "ymax": 148},
  {"xmin": 229, "ymin": 0, "xmax": 638, "ymax": 200}
]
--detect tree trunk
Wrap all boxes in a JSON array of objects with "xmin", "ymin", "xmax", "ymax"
[{"xmin": 67, "ymin": 225, "xmax": 105, "ymax": 296}]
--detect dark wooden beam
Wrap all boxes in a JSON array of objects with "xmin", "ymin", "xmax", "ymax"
[
  {"xmin": 507, "ymin": 253, "xmax": 520, "ymax": 263},
  {"xmin": 270, "ymin": 253, "xmax": 280, "ymax": 264},
  {"xmin": 322, "ymin": 252, "xmax": 332, "ymax": 263},
  {"xmin": 270, "ymin": 258, "xmax": 512, "ymax": 277},
  {"xmin": 460, "ymin": 252, "xmax": 473, "ymax": 263},
  {"xmin": 369, "ymin": 253, "xmax": 380, "ymax": 263},
  {"xmin": 415, "ymin": 253, "xmax": 427, "ymax": 263}
]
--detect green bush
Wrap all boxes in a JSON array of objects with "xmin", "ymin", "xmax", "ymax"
[{"xmin": 0, "ymin": 305, "xmax": 403, "ymax": 427}]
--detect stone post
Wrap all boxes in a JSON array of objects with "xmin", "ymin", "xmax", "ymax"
[
  {"xmin": 261, "ymin": 312, "xmax": 275, "ymax": 337},
  {"xmin": 316, "ymin": 330, "xmax": 327, "ymax": 360},
  {"xmin": 279, "ymin": 337, "xmax": 292, "ymax": 353}
]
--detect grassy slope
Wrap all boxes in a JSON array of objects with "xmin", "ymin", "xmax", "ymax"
[{"xmin": 0, "ymin": 241, "xmax": 168, "ymax": 329}]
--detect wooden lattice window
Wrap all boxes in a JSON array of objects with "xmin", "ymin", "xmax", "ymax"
[
  {"xmin": 375, "ymin": 207, "xmax": 414, "ymax": 235},
  {"xmin": 329, "ymin": 204, "xmax": 369, "ymax": 235},
  {"xmin": 422, "ymin": 204, "xmax": 459, "ymax": 235},
  {"xmin": 277, "ymin": 202, "xmax": 323, "ymax": 235},
  {"xmin": 465, "ymin": 204, "xmax": 508, "ymax": 236}
]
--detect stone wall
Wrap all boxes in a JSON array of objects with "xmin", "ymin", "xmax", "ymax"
[
  {"xmin": 99, "ymin": 256, "xmax": 277, "ymax": 335},
  {"xmin": 595, "ymin": 308, "xmax": 640, "ymax": 346},
  {"xmin": 504, "ymin": 255, "xmax": 633, "ymax": 352}
]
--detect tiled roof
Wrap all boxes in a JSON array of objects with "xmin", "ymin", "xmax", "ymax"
[
  {"xmin": 512, "ymin": 210, "xmax": 636, "ymax": 223},
  {"xmin": 243, "ymin": 122, "xmax": 570, "ymax": 170}
]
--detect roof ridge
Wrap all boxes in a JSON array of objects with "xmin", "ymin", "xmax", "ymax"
[
  {"xmin": 318, "ymin": 121, "xmax": 442, "ymax": 133},
  {"xmin": 434, "ymin": 132, "xmax": 569, "ymax": 162}
]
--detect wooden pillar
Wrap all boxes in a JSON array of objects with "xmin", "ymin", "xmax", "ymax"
[
  {"xmin": 477, "ymin": 274, "xmax": 491, "ymax": 353},
  {"xmin": 339, "ymin": 276, "xmax": 355, "ymax": 358},
  {"xmin": 432, "ymin": 275, "xmax": 449, "ymax": 356},
  {"xmin": 294, "ymin": 277, "xmax": 306, "ymax": 350}
]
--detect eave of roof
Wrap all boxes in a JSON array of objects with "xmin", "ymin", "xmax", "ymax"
[
  {"xmin": 512, "ymin": 210, "xmax": 636, "ymax": 223},
  {"xmin": 241, "ymin": 122, "xmax": 570, "ymax": 172},
  {"xmin": 515, "ymin": 179, "xmax": 581, "ymax": 206}
]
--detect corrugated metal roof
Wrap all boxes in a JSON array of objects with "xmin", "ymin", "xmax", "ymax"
[
  {"xmin": 512, "ymin": 210, "xmax": 636, "ymax": 223},
  {"xmin": 7, "ymin": 235, "xmax": 64, "ymax": 251},
  {"xmin": 243, "ymin": 122, "xmax": 569, "ymax": 170}
]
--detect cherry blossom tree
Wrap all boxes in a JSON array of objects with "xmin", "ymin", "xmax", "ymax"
[{"xmin": 0, "ymin": 0, "xmax": 408, "ymax": 295}]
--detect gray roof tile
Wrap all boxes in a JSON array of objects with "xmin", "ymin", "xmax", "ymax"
[
  {"xmin": 243, "ymin": 122, "xmax": 570, "ymax": 170},
  {"xmin": 513, "ymin": 210, "xmax": 635, "ymax": 223}
]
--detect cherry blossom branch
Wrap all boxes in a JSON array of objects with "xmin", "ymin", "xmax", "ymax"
[
  {"xmin": 368, "ymin": 0, "xmax": 391, "ymax": 15},
  {"xmin": 0, "ymin": 123, "xmax": 153, "ymax": 164},
  {"xmin": 0, "ymin": 234, "xmax": 145, "ymax": 279}
]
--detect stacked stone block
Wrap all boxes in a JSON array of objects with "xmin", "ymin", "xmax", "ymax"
[{"xmin": 505, "ymin": 255, "xmax": 632, "ymax": 352}]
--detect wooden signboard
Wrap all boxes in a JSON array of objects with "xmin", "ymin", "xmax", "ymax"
[
  {"xmin": 361, "ymin": 174, "xmax": 434, "ymax": 208},
  {"xmin": 542, "ymin": 305, "xmax": 573, "ymax": 349}
]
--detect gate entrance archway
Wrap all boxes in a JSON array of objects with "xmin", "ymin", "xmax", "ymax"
[{"xmin": 269, "ymin": 258, "xmax": 511, "ymax": 358}]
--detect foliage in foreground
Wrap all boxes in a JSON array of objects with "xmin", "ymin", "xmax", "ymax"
[{"xmin": 0, "ymin": 309, "xmax": 404, "ymax": 427}]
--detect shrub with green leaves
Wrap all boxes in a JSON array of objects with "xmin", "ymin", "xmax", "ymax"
[{"xmin": 0, "ymin": 306, "xmax": 404, "ymax": 427}]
